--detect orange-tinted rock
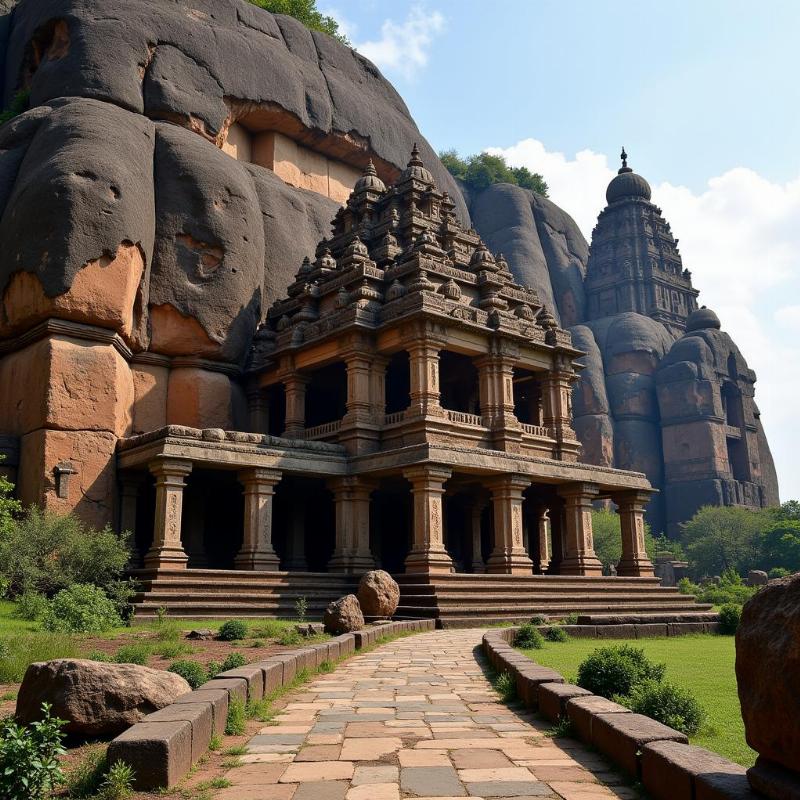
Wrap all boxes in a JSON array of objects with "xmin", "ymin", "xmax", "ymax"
[
  {"xmin": 166, "ymin": 367, "xmax": 233, "ymax": 430},
  {"xmin": 132, "ymin": 363, "xmax": 169, "ymax": 434},
  {"xmin": 149, "ymin": 304, "xmax": 223, "ymax": 360}
]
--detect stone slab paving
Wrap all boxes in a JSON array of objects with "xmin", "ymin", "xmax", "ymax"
[{"xmin": 214, "ymin": 630, "xmax": 641, "ymax": 800}]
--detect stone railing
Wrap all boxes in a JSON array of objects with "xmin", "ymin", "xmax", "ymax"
[
  {"xmin": 110, "ymin": 619, "xmax": 435, "ymax": 790},
  {"xmin": 445, "ymin": 409, "xmax": 483, "ymax": 427},
  {"xmin": 483, "ymin": 627, "xmax": 749, "ymax": 800},
  {"xmin": 303, "ymin": 420, "xmax": 342, "ymax": 440},
  {"xmin": 383, "ymin": 410, "xmax": 407, "ymax": 425},
  {"xmin": 521, "ymin": 423, "xmax": 550, "ymax": 437}
]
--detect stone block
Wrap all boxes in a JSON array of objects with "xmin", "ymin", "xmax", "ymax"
[
  {"xmin": 311, "ymin": 642, "xmax": 330, "ymax": 666},
  {"xmin": 538, "ymin": 682, "xmax": 593, "ymax": 723},
  {"xmin": 268, "ymin": 653, "xmax": 298, "ymax": 684},
  {"xmin": 198, "ymin": 677, "xmax": 248, "ymax": 706},
  {"xmin": 294, "ymin": 648, "xmax": 316, "ymax": 672},
  {"xmin": 635, "ymin": 623, "xmax": 669, "ymax": 638},
  {"xmin": 669, "ymin": 622, "xmax": 708, "ymax": 636},
  {"xmin": 514, "ymin": 666, "xmax": 563, "ymax": 709},
  {"xmin": 564, "ymin": 625, "xmax": 597, "ymax": 638},
  {"xmin": 144, "ymin": 701, "xmax": 212, "ymax": 762},
  {"xmin": 132, "ymin": 362, "xmax": 169, "ymax": 434},
  {"xmin": 166, "ymin": 367, "xmax": 233, "ymax": 429},
  {"xmin": 108, "ymin": 720, "xmax": 192, "ymax": 790},
  {"xmin": 592, "ymin": 712, "xmax": 688, "ymax": 776},
  {"xmin": 596, "ymin": 624, "xmax": 637, "ymax": 639},
  {"xmin": 354, "ymin": 630, "xmax": 369, "ymax": 649},
  {"xmin": 217, "ymin": 665, "xmax": 265, "ymax": 701},
  {"xmin": 566, "ymin": 695, "xmax": 631, "ymax": 744},
  {"xmin": 335, "ymin": 634, "xmax": 355, "ymax": 656},
  {"xmin": 326, "ymin": 640, "xmax": 340, "ymax": 663},
  {"xmin": 260, "ymin": 661, "xmax": 284, "ymax": 695},
  {"xmin": 746, "ymin": 757, "xmax": 800, "ymax": 800},
  {"xmin": 172, "ymin": 689, "xmax": 228, "ymax": 736}
]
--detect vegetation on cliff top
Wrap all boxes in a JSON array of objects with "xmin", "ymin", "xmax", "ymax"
[
  {"xmin": 440, "ymin": 149, "xmax": 549, "ymax": 197},
  {"xmin": 246, "ymin": 0, "xmax": 348, "ymax": 44}
]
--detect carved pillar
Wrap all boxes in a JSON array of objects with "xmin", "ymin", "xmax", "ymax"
[
  {"xmin": 403, "ymin": 465, "xmax": 453, "ymax": 573},
  {"xmin": 119, "ymin": 473, "xmax": 145, "ymax": 568},
  {"xmin": 557, "ymin": 482, "xmax": 603, "ymax": 576},
  {"xmin": 144, "ymin": 459, "xmax": 192, "ymax": 571},
  {"xmin": 328, "ymin": 476, "xmax": 375, "ymax": 573},
  {"xmin": 247, "ymin": 386, "xmax": 269, "ymax": 434},
  {"xmin": 541, "ymin": 363, "xmax": 579, "ymax": 460},
  {"xmin": 469, "ymin": 497, "xmax": 487, "ymax": 573},
  {"xmin": 614, "ymin": 490, "xmax": 655, "ymax": 577},
  {"xmin": 486, "ymin": 475, "xmax": 533, "ymax": 574},
  {"xmin": 546, "ymin": 498, "xmax": 565, "ymax": 575},
  {"xmin": 370, "ymin": 356, "xmax": 389, "ymax": 422},
  {"xmin": 341, "ymin": 347, "xmax": 384, "ymax": 454},
  {"xmin": 536, "ymin": 506, "xmax": 551, "ymax": 573},
  {"xmin": 407, "ymin": 342, "xmax": 443, "ymax": 417},
  {"xmin": 282, "ymin": 374, "xmax": 309, "ymax": 438},
  {"xmin": 476, "ymin": 346, "xmax": 521, "ymax": 451},
  {"xmin": 235, "ymin": 468, "xmax": 282, "ymax": 571}
]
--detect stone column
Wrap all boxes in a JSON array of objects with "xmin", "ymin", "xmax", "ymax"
[
  {"xmin": 546, "ymin": 499, "xmax": 565, "ymax": 574},
  {"xmin": 247, "ymin": 386, "xmax": 269, "ymax": 434},
  {"xmin": 469, "ymin": 498, "xmax": 487, "ymax": 573},
  {"xmin": 370, "ymin": 356, "xmax": 389, "ymax": 422},
  {"xmin": 407, "ymin": 342, "xmax": 443, "ymax": 417},
  {"xmin": 282, "ymin": 374, "xmax": 309, "ymax": 438},
  {"xmin": 557, "ymin": 482, "xmax": 603, "ymax": 576},
  {"xmin": 614, "ymin": 490, "xmax": 655, "ymax": 577},
  {"xmin": 477, "ymin": 348, "xmax": 521, "ymax": 451},
  {"xmin": 144, "ymin": 459, "xmax": 192, "ymax": 571},
  {"xmin": 235, "ymin": 468, "xmax": 282, "ymax": 570},
  {"xmin": 329, "ymin": 476, "xmax": 376, "ymax": 573},
  {"xmin": 341, "ymin": 348, "xmax": 384, "ymax": 454},
  {"xmin": 541, "ymin": 365, "xmax": 579, "ymax": 460},
  {"xmin": 403, "ymin": 465, "xmax": 453, "ymax": 573},
  {"xmin": 486, "ymin": 475, "xmax": 533, "ymax": 574},
  {"xmin": 119, "ymin": 473, "xmax": 145, "ymax": 568},
  {"xmin": 536, "ymin": 506, "xmax": 551, "ymax": 573}
]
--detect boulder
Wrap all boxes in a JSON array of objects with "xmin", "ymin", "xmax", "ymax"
[
  {"xmin": 736, "ymin": 573, "xmax": 800, "ymax": 775},
  {"xmin": 16, "ymin": 659, "xmax": 191, "ymax": 736},
  {"xmin": 323, "ymin": 594, "xmax": 364, "ymax": 635},
  {"xmin": 357, "ymin": 569, "xmax": 400, "ymax": 618},
  {"xmin": 747, "ymin": 570, "xmax": 768, "ymax": 587}
]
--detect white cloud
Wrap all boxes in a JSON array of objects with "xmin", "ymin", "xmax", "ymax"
[
  {"xmin": 319, "ymin": 6, "xmax": 358, "ymax": 42},
  {"xmin": 352, "ymin": 6, "xmax": 445, "ymax": 81},
  {"xmin": 491, "ymin": 138, "xmax": 800, "ymax": 500}
]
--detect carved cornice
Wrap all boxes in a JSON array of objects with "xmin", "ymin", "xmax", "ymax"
[{"xmin": 0, "ymin": 318, "xmax": 133, "ymax": 360}]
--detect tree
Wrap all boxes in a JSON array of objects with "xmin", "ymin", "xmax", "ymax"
[
  {"xmin": 246, "ymin": 0, "xmax": 348, "ymax": 44},
  {"xmin": 590, "ymin": 508, "xmax": 656, "ymax": 573},
  {"xmin": 0, "ymin": 457, "xmax": 21, "ymax": 537},
  {"xmin": 439, "ymin": 149, "xmax": 549, "ymax": 197}
]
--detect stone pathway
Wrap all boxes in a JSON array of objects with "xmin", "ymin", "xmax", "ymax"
[{"xmin": 215, "ymin": 629, "xmax": 641, "ymax": 799}]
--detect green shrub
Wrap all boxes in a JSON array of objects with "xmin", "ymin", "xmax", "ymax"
[
  {"xmin": 563, "ymin": 612, "xmax": 579, "ymax": 625},
  {"xmin": 153, "ymin": 618, "xmax": 183, "ymax": 641},
  {"xmin": 0, "ymin": 507, "xmax": 130, "ymax": 597},
  {"xmin": 13, "ymin": 590, "xmax": 48, "ymax": 621},
  {"xmin": 114, "ymin": 643, "xmax": 151, "ymax": 666},
  {"xmin": 440, "ymin": 149, "xmax": 549, "ymax": 196},
  {"xmin": 225, "ymin": 696, "xmax": 246, "ymax": 735},
  {"xmin": 245, "ymin": 0, "xmax": 348, "ymax": 44},
  {"xmin": 493, "ymin": 671, "xmax": 516, "ymax": 702},
  {"xmin": 577, "ymin": 645, "xmax": 666, "ymax": 699},
  {"xmin": 168, "ymin": 659, "xmax": 207, "ymax": 689},
  {"xmin": 220, "ymin": 652, "xmax": 247, "ymax": 672},
  {"xmin": 96, "ymin": 760, "xmax": 134, "ymax": 800},
  {"xmin": 42, "ymin": 583, "xmax": 122, "ymax": 633},
  {"xmin": 251, "ymin": 620, "xmax": 287, "ymax": 639},
  {"xmin": 768, "ymin": 567, "xmax": 791, "ymax": 579},
  {"xmin": 206, "ymin": 660, "xmax": 222, "ymax": 679},
  {"xmin": 0, "ymin": 632, "xmax": 78, "ymax": 682},
  {"xmin": 278, "ymin": 628, "xmax": 302, "ymax": 646},
  {"xmin": 295, "ymin": 595, "xmax": 308, "ymax": 622},
  {"xmin": 218, "ymin": 619, "xmax": 248, "ymax": 641},
  {"xmin": 529, "ymin": 614, "xmax": 547, "ymax": 625},
  {"xmin": 153, "ymin": 641, "xmax": 191, "ymax": 659},
  {"xmin": 624, "ymin": 679, "xmax": 706, "ymax": 735},
  {"xmin": 718, "ymin": 603, "xmax": 742, "ymax": 635},
  {"xmin": 514, "ymin": 623, "xmax": 543, "ymax": 649},
  {"xmin": 0, "ymin": 702, "xmax": 66, "ymax": 800},
  {"xmin": 544, "ymin": 625, "xmax": 570, "ymax": 642}
]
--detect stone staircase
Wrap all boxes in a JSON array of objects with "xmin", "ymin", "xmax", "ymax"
[
  {"xmin": 394, "ymin": 573, "xmax": 715, "ymax": 628},
  {"xmin": 130, "ymin": 569, "xmax": 713, "ymax": 626}
]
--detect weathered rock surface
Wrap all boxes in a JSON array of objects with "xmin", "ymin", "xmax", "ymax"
[
  {"xmin": 16, "ymin": 659, "xmax": 191, "ymax": 736},
  {"xmin": 357, "ymin": 570, "xmax": 400, "ymax": 618},
  {"xmin": 736, "ymin": 573, "xmax": 800, "ymax": 773},
  {"xmin": 323, "ymin": 594, "xmax": 365, "ymax": 635}
]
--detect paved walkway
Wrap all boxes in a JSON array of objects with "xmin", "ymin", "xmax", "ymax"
[{"xmin": 216, "ymin": 629, "xmax": 640, "ymax": 800}]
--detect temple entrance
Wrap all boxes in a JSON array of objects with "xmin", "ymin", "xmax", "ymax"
[
  {"xmin": 513, "ymin": 368, "xmax": 544, "ymax": 426},
  {"xmin": 306, "ymin": 363, "xmax": 347, "ymax": 429},
  {"xmin": 273, "ymin": 476, "xmax": 335, "ymax": 571},
  {"xmin": 385, "ymin": 351, "xmax": 411, "ymax": 414},
  {"xmin": 370, "ymin": 480, "xmax": 411, "ymax": 574},
  {"xmin": 439, "ymin": 351, "xmax": 479, "ymax": 414}
]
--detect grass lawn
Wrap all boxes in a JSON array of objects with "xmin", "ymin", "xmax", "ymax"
[{"xmin": 519, "ymin": 634, "xmax": 755, "ymax": 767}]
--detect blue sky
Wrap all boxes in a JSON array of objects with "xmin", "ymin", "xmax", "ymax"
[{"xmin": 326, "ymin": 0, "xmax": 800, "ymax": 500}]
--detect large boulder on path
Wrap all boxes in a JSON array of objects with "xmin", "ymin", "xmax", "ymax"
[
  {"xmin": 16, "ymin": 659, "xmax": 191, "ymax": 736},
  {"xmin": 357, "ymin": 569, "xmax": 400, "ymax": 618},
  {"xmin": 735, "ymin": 574, "xmax": 800, "ymax": 774},
  {"xmin": 323, "ymin": 594, "xmax": 364, "ymax": 635}
]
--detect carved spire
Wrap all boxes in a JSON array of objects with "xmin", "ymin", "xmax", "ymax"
[{"xmin": 619, "ymin": 146, "xmax": 632, "ymax": 174}]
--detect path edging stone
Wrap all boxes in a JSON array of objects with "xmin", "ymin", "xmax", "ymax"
[
  {"xmin": 482, "ymin": 626, "xmax": 753, "ymax": 800},
  {"xmin": 108, "ymin": 619, "xmax": 434, "ymax": 790}
]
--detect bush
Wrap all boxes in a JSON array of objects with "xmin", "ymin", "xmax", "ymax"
[
  {"xmin": 514, "ymin": 623, "xmax": 543, "ymax": 649},
  {"xmin": 718, "ymin": 603, "xmax": 742, "ymax": 635},
  {"xmin": 562, "ymin": 612, "xmax": 579, "ymax": 625},
  {"xmin": 114, "ymin": 643, "xmax": 152, "ymax": 666},
  {"xmin": 493, "ymin": 671, "xmax": 516, "ymax": 702},
  {"xmin": 440, "ymin": 149, "xmax": 549, "ymax": 196},
  {"xmin": 768, "ymin": 567, "xmax": 791, "ymax": 579},
  {"xmin": 206, "ymin": 660, "xmax": 222, "ymax": 679},
  {"xmin": 0, "ymin": 702, "xmax": 66, "ymax": 800},
  {"xmin": 220, "ymin": 652, "xmax": 247, "ymax": 672},
  {"xmin": 225, "ymin": 696, "xmax": 246, "ymax": 735},
  {"xmin": 278, "ymin": 628, "xmax": 303, "ymax": 646},
  {"xmin": 544, "ymin": 625, "xmax": 569, "ymax": 642},
  {"xmin": 87, "ymin": 650, "xmax": 112, "ymax": 662},
  {"xmin": 529, "ymin": 614, "xmax": 547, "ymax": 625},
  {"xmin": 218, "ymin": 619, "xmax": 248, "ymax": 641},
  {"xmin": 42, "ymin": 583, "xmax": 122, "ymax": 633},
  {"xmin": 577, "ymin": 645, "xmax": 666, "ymax": 699},
  {"xmin": 13, "ymin": 590, "xmax": 48, "ymax": 621},
  {"xmin": 624, "ymin": 679, "xmax": 706, "ymax": 735},
  {"xmin": 96, "ymin": 760, "xmax": 134, "ymax": 800},
  {"xmin": 678, "ymin": 570, "xmax": 756, "ymax": 607},
  {"xmin": 168, "ymin": 660, "xmax": 207, "ymax": 689},
  {"xmin": 0, "ymin": 507, "xmax": 130, "ymax": 597}
]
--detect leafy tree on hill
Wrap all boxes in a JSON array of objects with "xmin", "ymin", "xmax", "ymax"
[
  {"xmin": 759, "ymin": 502, "xmax": 800, "ymax": 573},
  {"xmin": 440, "ymin": 149, "xmax": 549, "ymax": 197},
  {"xmin": 246, "ymin": 0, "xmax": 348, "ymax": 44}
]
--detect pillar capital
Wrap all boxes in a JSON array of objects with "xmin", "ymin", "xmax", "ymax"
[
  {"xmin": 557, "ymin": 482, "xmax": 601, "ymax": 502},
  {"xmin": 149, "ymin": 458, "xmax": 192, "ymax": 481},
  {"xmin": 402, "ymin": 464, "xmax": 452, "ymax": 488},
  {"xmin": 486, "ymin": 473, "xmax": 531, "ymax": 495},
  {"xmin": 612, "ymin": 489, "xmax": 653, "ymax": 511},
  {"xmin": 237, "ymin": 467, "xmax": 282, "ymax": 489}
]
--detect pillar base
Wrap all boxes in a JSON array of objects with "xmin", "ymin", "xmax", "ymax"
[
  {"xmin": 144, "ymin": 546, "xmax": 188, "ymax": 571},
  {"xmin": 560, "ymin": 555, "xmax": 603, "ymax": 576},
  {"xmin": 328, "ymin": 552, "xmax": 376, "ymax": 574},
  {"xmin": 486, "ymin": 551, "xmax": 533, "ymax": 574},
  {"xmin": 404, "ymin": 548, "xmax": 453, "ymax": 574},
  {"xmin": 235, "ymin": 549, "xmax": 280, "ymax": 571},
  {"xmin": 617, "ymin": 557, "xmax": 655, "ymax": 577}
]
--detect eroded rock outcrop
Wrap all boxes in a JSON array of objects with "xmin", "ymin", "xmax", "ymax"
[
  {"xmin": 323, "ymin": 594, "xmax": 364, "ymax": 634},
  {"xmin": 357, "ymin": 570, "xmax": 400, "ymax": 619}
]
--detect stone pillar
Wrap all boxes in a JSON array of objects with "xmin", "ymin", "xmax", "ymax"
[
  {"xmin": 546, "ymin": 498, "xmax": 565, "ymax": 575},
  {"xmin": 477, "ymin": 348, "xmax": 521, "ymax": 451},
  {"xmin": 486, "ymin": 475, "xmax": 533, "ymax": 574},
  {"xmin": 468, "ymin": 498, "xmax": 487, "ymax": 573},
  {"xmin": 282, "ymin": 374, "xmax": 309, "ymax": 438},
  {"xmin": 119, "ymin": 473, "xmax": 145, "ymax": 568},
  {"xmin": 247, "ymin": 386, "xmax": 269, "ymax": 434},
  {"xmin": 403, "ymin": 465, "xmax": 453, "ymax": 573},
  {"xmin": 144, "ymin": 459, "xmax": 192, "ymax": 571},
  {"xmin": 329, "ymin": 476, "xmax": 375, "ymax": 573},
  {"xmin": 541, "ymin": 364, "xmax": 580, "ymax": 461},
  {"xmin": 558, "ymin": 482, "xmax": 603, "ymax": 576},
  {"xmin": 536, "ymin": 506, "xmax": 551, "ymax": 573},
  {"xmin": 235, "ymin": 468, "xmax": 282, "ymax": 570},
  {"xmin": 370, "ymin": 356, "xmax": 389, "ymax": 421},
  {"xmin": 340, "ymin": 348, "xmax": 384, "ymax": 454},
  {"xmin": 614, "ymin": 490, "xmax": 655, "ymax": 577},
  {"xmin": 407, "ymin": 343, "xmax": 443, "ymax": 417}
]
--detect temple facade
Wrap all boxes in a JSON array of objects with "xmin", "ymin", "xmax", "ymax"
[{"xmin": 116, "ymin": 150, "xmax": 655, "ymax": 581}]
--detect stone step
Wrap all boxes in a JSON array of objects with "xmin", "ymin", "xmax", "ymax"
[
  {"xmin": 396, "ymin": 574, "xmax": 663, "ymax": 585},
  {"xmin": 396, "ymin": 602, "xmax": 714, "ymax": 617}
]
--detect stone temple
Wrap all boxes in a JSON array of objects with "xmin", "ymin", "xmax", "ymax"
[{"xmin": 0, "ymin": 0, "xmax": 777, "ymax": 620}]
